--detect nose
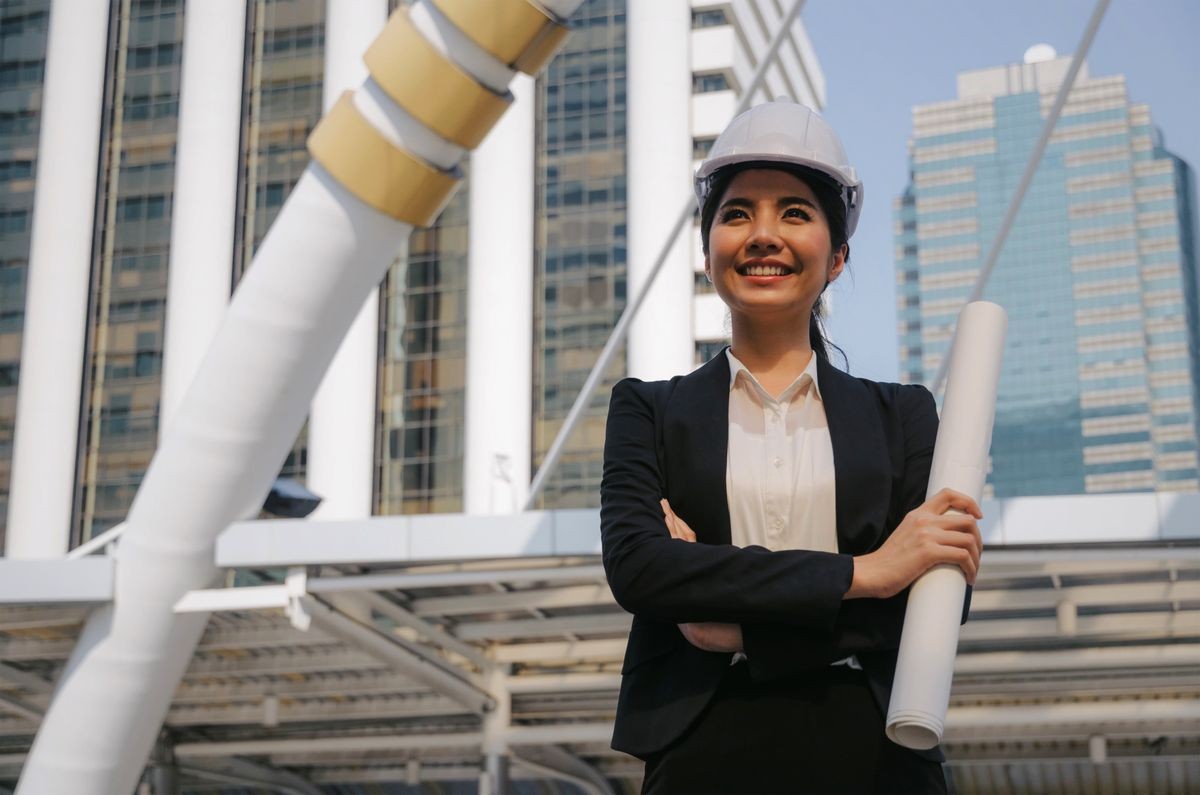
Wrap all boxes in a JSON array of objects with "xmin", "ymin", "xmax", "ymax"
[{"xmin": 746, "ymin": 213, "xmax": 782, "ymax": 252}]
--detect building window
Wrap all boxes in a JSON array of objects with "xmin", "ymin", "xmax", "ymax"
[
  {"xmin": 692, "ymin": 71, "xmax": 731, "ymax": 94},
  {"xmin": 691, "ymin": 8, "xmax": 728, "ymax": 28},
  {"xmin": 692, "ymin": 136, "xmax": 717, "ymax": 160},
  {"xmin": 696, "ymin": 340, "xmax": 728, "ymax": 364}
]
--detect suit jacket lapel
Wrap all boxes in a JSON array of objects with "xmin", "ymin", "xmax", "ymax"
[
  {"xmin": 818, "ymin": 357, "xmax": 892, "ymax": 556},
  {"xmin": 662, "ymin": 350, "xmax": 732, "ymax": 546},
  {"xmin": 660, "ymin": 351, "xmax": 892, "ymax": 554}
]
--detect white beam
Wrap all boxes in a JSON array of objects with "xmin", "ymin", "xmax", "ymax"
[
  {"xmin": 184, "ymin": 647, "xmax": 387, "ymax": 678},
  {"xmin": 490, "ymin": 639, "xmax": 625, "ymax": 664},
  {"xmin": 454, "ymin": 612, "xmax": 631, "ymax": 641},
  {"xmin": 167, "ymin": 692, "xmax": 465, "ymax": 727},
  {"xmin": 464, "ymin": 75, "xmax": 535, "ymax": 514},
  {"xmin": 969, "ymin": 579, "xmax": 1200, "ymax": 612},
  {"xmin": 0, "ymin": 559, "xmax": 113, "ymax": 604},
  {"xmin": 160, "ymin": 0, "xmax": 248, "ymax": 433},
  {"xmin": 306, "ymin": 563, "xmax": 606, "ymax": 593},
  {"xmin": 944, "ymin": 698, "xmax": 1200, "ymax": 741},
  {"xmin": 173, "ymin": 670, "xmax": 423, "ymax": 704},
  {"xmin": 626, "ymin": 0, "xmax": 692, "ymax": 380},
  {"xmin": 0, "ymin": 663, "xmax": 53, "ymax": 694},
  {"xmin": 175, "ymin": 732, "xmax": 485, "ymax": 759},
  {"xmin": 0, "ymin": 607, "xmax": 87, "ymax": 632},
  {"xmin": 411, "ymin": 583, "xmax": 614, "ymax": 616},
  {"xmin": 300, "ymin": 596, "xmax": 494, "ymax": 714},
  {"xmin": 307, "ymin": 0, "xmax": 389, "ymax": 521},
  {"xmin": 356, "ymin": 591, "xmax": 491, "ymax": 670},
  {"xmin": 6, "ymin": 0, "xmax": 110, "ymax": 558},
  {"xmin": 507, "ymin": 673, "xmax": 620, "ymax": 693},
  {"xmin": 960, "ymin": 609, "xmax": 1200, "ymax": 644}
]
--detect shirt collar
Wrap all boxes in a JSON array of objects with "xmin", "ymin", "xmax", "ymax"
[{"xmin": 725, "ymin": 346, "xmax": 822, "ymax": 402}]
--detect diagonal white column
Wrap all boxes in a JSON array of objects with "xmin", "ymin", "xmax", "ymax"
[
  {"xmin": 6, "ymin": 0, "xmax": 111, "ymax": 559},
  {"xmin": 16, "ymin": 1, "xmax": 584, "ymax": 790},
  {"xmin": 464, "ymin": 75, "xmax": 535, "ymax": 514},
  {"xmin": 625, "ymin": 0, "xmax": 693, "ymax": 381},
  {"xmin": 307, "ymin": 0, "xmax": 389, "ymax": 520},
  {"xmin": 160, "ymin": 0, "xmax": 249, "ymax": 436}
]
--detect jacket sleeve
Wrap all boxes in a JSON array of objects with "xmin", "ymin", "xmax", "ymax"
[
  {"xmin": 740, "ymin": 383, "xmax": 974, "ymax": 682},
  {"xmin": 601, "ymin": 378, "xmax": 855, "ymax": 629}
]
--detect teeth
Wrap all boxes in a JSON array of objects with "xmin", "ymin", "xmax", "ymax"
[{"xmin": 744, "ymin": 265, "xmax": 790, "ymax": 276}]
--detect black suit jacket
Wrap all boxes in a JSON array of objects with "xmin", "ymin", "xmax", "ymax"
[{"xmin": 599, "ymin": 349, "xmax": 972, "ymax": 763}]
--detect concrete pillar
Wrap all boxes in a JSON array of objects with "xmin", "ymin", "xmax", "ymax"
[
  {"xmin": 307, "ymin": 0, "xmax": 389, "ymax": 519},
  {"xmin": 480, "ymin": 666, "xmax": 512, "ymax": 795},
  {"xmin": 625, "ymin": 0, "xmax": 693, "ymax": 380},
  {"xmin": 6, "ymin": 0, "xmax": 111, "ymax": 558},
  {"xmin": 160, "ymin": 0, "xmax": 249, "ymax": 435},
  {"xmin": 464, "ymin": 76, "xmax": 535, "ymax": 514}
]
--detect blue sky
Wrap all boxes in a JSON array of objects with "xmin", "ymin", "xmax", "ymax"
[{"xmin": 803, "ymin": 0, "xmax": 1200, "ymax": 381}]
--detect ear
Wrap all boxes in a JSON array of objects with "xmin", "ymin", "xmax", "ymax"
[{"xmin": 827, "ymin": 243, "xmax": 848, "ymax": 283}]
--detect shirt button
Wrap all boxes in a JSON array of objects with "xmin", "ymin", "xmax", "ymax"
[
  {"xmin": 772, "ymin": 516, "xmax": 784, "ymax": 529},
  {"xmin": 773, "ymin": 457, "xmax": 783, "ymax": 468}
]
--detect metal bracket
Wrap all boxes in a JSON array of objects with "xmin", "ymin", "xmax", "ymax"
[{"xmin": 284, "ymin": 567, "xmax": 311, "ymax": 631}]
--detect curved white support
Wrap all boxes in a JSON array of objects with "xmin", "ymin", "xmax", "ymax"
[{"xmin": 18, "ymin": 1, "xmax": 584, "ymax": 790}]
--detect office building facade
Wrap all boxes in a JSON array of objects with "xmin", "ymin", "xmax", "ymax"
[
  {"xmin": 0, "ymin": 0, "xmax": 823, "ymax": 554},
  {"xmin": 896, "ymin": 52, "xmax": 1200, "ymax": 496}
]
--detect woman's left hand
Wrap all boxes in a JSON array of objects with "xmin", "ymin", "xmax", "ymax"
[
  {"xmin": 662, "ymin": 499, "xmax": 745, "ymax": 654},
  {"xmin": 678, "ymin": 621, "xmax": 744, "ymax": 653}
]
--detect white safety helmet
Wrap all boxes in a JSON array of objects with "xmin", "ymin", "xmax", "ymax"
[{"xmin": 695, "ymin": 99, "xmax": 864, "ymax": 239}]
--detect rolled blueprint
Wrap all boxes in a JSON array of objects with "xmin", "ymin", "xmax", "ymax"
[{"xmin": 886, "ymin": 301, "xmax": 1007, "ymax": 750}]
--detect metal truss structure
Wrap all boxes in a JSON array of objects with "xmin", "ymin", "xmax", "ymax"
[{"xmin": 2, "ymin": 507, "xmax": 1200, "ymax": 792}]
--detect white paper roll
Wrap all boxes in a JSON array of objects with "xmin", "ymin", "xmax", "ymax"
[{"xmin": 886, "ymin": 301, "xmax": 1007, "ymax": 750}]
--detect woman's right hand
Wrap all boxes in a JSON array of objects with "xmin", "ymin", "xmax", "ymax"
[{"xmin": 846, "ymin": 488, "xmax": 983, "ymax": 600}]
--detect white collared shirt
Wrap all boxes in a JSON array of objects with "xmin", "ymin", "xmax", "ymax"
[
  {"xmin": 724, "ymin": 347, "xmax": 860, "ymax": 670},
  {"xmin": 725, "ymin": 348, "xmax": 837, "ymax": 554}
]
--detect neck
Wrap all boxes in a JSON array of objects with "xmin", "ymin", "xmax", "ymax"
[{"xmin": 728, "ymin": 310, "xmax": 816, "ymax": 379}]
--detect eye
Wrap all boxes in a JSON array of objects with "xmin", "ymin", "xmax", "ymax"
[
  {"xmin": 783, "ymin": 206, "xmax": 812, "ymax": 220},
  {"xmin": 719, "ymin": 207, "xmax": 748, "ymax": 223}
]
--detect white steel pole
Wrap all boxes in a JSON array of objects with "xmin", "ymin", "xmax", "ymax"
[
  {"xmin": 160, "ymin": 0, "xmax": 249, "ymax": 436},
  {"xmin": 525, "ymin": 0, "xmax": 807, "ymax": 509},
  {"xmin": 307, "ymin": 0, "xmax": 389, "ymax": 520},
  {"xmin": 16, "ymin": 2, "xmax": 581, "ymax": 791},
  {"xmin": 6, "ymin": 0, "xmax": 110, "ymax": 559},
  {"xmin": 464, "ymin": 75, "xmax": 536, "ymax": 514},
  {"xmin": 625, "ymin": 0, "xmax": 692, "ymax": 381}
]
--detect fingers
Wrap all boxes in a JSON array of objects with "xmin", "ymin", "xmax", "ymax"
[
  {"xmin": 933, "ymin": 528, "xmax": 981, "ymax": 584},
  {"xmin": 661, "ymin": 499, "xmax": 697, "ymax": 542},
  {"xmin": 927, "ymin": 487, "xmax": 983, "ymax": 519}
]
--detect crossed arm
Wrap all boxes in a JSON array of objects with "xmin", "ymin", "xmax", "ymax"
[
  {"xmin": 600, "ymin": 378, "xmax": 982, "ymax": 680},
  {"xmin": 663, "ymin": 489, "xmax": 981, "ymax": 662}
]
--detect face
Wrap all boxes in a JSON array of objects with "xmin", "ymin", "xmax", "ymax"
[{"xmin": 704, "ymin": 168, "xmax": 846, "ymax": 325}]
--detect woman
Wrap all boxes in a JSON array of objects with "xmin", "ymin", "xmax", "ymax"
[{"xmin": 599, "ymin": 100, "xmax": 983, "ymax": 794}]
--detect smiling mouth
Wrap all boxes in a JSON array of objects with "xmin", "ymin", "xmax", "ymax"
[{"xmin": 736, "ymin": 263, "xmax": 794, "ymax": 276}]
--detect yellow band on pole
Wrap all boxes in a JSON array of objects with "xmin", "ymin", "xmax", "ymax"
[
  {"xmin": 307, "ymin": 93, "xmax": 461, "ymax": 227},
  {"xmin": 365, "ymin": 10, "xmax": 513, "ymax": 149},
  {"xmin": 430, "ymin": 0, "xmax": 570, "ymax": 75}
]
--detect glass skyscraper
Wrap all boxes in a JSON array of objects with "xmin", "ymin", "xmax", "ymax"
[
  {"xmin": 0, "ymin": 0, "xmax": 823, "ymax": 553},
  {"xmin": 896, "ymin": 52, "xmax": 1200, "ymax": 496}
]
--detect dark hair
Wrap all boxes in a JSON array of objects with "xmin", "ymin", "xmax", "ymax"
[{"xmin": 699, "ymin": 162, "xmax": 849, "ymax": 365}]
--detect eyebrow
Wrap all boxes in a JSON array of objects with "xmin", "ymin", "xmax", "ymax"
[{"xmin": 719, "ymin": 196, "xmax": 819, "ymax": 212}]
